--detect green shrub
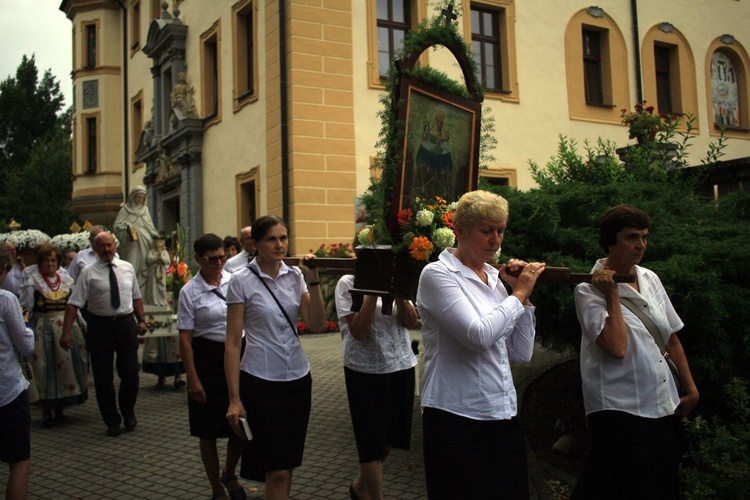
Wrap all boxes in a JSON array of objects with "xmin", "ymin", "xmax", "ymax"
[
  {"xmin": 681, "ymin": 377, "xmax": 750, "ymax": 499},
  {"xmin": 483, "ymin": 128, "xmax": 750, "ymax": 495}
]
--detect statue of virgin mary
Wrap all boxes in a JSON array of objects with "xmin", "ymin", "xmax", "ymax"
[{"xmin": 114, "ymin": 186, "xmax": 160, "ymax": 295}]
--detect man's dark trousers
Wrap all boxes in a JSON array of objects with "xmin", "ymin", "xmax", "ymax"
[{"xmin": 86, "ymin": 314, "xmax": 140, "ymax": 427}]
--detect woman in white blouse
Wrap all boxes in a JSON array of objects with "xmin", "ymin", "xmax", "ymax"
[
  {"xmin": 416, "ymin": 190, "xmax": 546, "ymax": 499},
  {"xmin": 571, "ymin": 205, "xmax": 698, "ymax": 499},
  {"xmin": 0, "ymin": 244, "xmax": 35, "ymax": 500},
  {"xmin": 178, "ymin": 234, "xmax": 246, "ymax": 500},
  {"xmin": 335, "ymin": 269, "xmax": 419, "ymax": 500},
  {"xmin": 224, "ymin": 215, "xmax": 326, "ymax": 500}
]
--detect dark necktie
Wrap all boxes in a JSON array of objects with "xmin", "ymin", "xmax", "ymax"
[{"xmin": 108, "ymin": 263, "xmax": 121, "ymax": 309}]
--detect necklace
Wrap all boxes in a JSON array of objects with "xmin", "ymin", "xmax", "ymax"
[{"xmin": 42, "ymin": 272, "xmax": 61, "ymax": 292}]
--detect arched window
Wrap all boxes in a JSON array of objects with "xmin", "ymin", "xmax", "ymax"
[
  {"xmin": 641, "ymin": 24, "xmax": 699, "ymax": 127},
  {"xmin": 564, "ymin": 7, "xmax": 629, "ymax": 124}
]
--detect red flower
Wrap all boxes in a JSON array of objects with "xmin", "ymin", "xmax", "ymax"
[
  {"xmin": 397, "ymin": 208, "xmax": 413, "ymax": 226},
  {"xmin": 297, "ymin": 321, "xmax": 309, "ymax": 333}
]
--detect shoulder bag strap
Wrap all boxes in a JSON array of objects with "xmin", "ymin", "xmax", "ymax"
[
  {"xmin": 619, "ymin": 296, "xmax": 683, "ymax": 394},
  {"xmin": 619, "ymin": 297, "xmax": 666, "ymax": 354},
  {"xmin": 246, "ymin": 265, "xmax": 299, "ymax": 338},
  {"xmin": 209, "ymin": 288, "xmax": 226, "ymax": 302}
]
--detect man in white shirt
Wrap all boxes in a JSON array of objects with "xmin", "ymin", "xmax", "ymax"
[
  {"xmin": 67, "ymin": 225, "xmax": 106, "ymax": 282},
  {"xmin": 61, "ymin": 232, "xmax": 148, "ymax": 437},
  {"xmin": 224, "ymin": 226, "xmax": 255, "ymax": 273}
]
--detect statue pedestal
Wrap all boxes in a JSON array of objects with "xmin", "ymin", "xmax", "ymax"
[{"xmin": 142, "ymin": 304, "xmax": 178, "ymax": 338}]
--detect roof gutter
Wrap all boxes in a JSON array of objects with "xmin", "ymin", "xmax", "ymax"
[
  {"xmin": 116, "ymin": 0, "xmax": 130, "ymax": 195},
  {"xmin": 630, "ymin": 0, "xmax": 643, "ymax": 103},
  {"xmin": 279, "ymin": 0, "xmax": 290, "ymax": 223}
]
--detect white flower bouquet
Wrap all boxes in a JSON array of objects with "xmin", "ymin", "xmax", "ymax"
[
  {"xmin": 0, "ymin": 229, "xmax": 51, "ymax": 250},
  {"xmin": 51, "ymin": 232, "xmax": 92, "ymax": 252}
]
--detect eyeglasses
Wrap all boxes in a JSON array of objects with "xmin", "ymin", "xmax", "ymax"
[{"xmin": 206, "ymin": 255, "xmax": 228, "ymax": 264}]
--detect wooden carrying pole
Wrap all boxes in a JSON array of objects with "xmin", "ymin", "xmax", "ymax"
[{"xmin": 283, "ymin": 259, "xmax": 634, "ymax": 284}]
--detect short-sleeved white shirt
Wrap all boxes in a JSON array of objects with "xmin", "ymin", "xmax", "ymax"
[
  {"xmin": 416, "ymin": 248, "xmax": 537, "ymax": 421},
  {"xmin": 68, "ymin": 257, "xmax": 141, "ymax": 316},
  {"xmin": 574, "ymin": 260, "xmax": 683, "ymax": 418},
  {"xmin": 67, "ymin": 248, "xmax": 96, "ymax": 282},
  {"xmin": 177, "ymin": 270, "xmax": 232, "ymax": 343},
  {"xmin": 335, "ymin": 274, "xmax": 417, "ymax": 374},
  {"xmin": 224, "ymin": 250, "xmax": 251, "ymax": 273},
  {"xmin": 226, "ymin": 259, "xmax": 309, "ymax": 381}
]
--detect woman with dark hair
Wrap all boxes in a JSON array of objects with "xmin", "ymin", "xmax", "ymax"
[
  {"xmin": 224, "ymin": 215, "xmax": 326, "ymax": 500},
  {"xmin": 0, "ymin": 244, "xmax": 35, "ymax": 499},
  {"xmin": 224, "ymin": 236, "xmax": 241, "ymax": 259},
  {"xmin": 571, "ymin": 205, "xmax": 699, "ymax": 499},
  {"xmin": 335, "ymin": 252, "xmax": 419, "ymax": 500},
  {"xmin": 20, "ymin": 244, "xmax": 88, "ymax": 427},
  {"xmin": 178, "ymin": 234, "xmax": 246, "ymax": 500},
  {"xmin": 417, "ymin": 190, "xmax": 546, "ymax": 499}
]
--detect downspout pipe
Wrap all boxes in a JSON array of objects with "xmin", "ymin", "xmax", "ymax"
[
  {"xmin": 631, "ymin": 0, "xmax": 643, "ymax": 104},
  {"xmin": 116, "ymin": 0, "xmax": 130, "ymax": 195},
  {"xmin": 279, "ymin": 0, "xmax": 290, "ymax": 224}
]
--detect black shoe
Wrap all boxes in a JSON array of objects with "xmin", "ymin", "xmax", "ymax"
[
  {"xmin": 106, "ymin": 425, "xmax": 122, "ymax": 437},
  {"xmin": 43, "ymin": 409, "xmax": 55, "ymax": 428},
  {"xmin": 349, "ymin": 482, "xmax": 361, "ymax": 500},
  {"xmin": 124, "ymin": 416, "xmax": 137, "ymax": 430}
]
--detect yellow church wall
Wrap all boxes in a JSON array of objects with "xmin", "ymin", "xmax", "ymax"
[
  {"xmin": 283, "ymin": 0, "xmax": 358, "ymax": 253},
  {"xmin": 350, "ymin": 0, "xmax": 750, "ymax": 196},
  {"xmin": 62, "ymin": 0, "xmax": 750, "ymax": 245}
]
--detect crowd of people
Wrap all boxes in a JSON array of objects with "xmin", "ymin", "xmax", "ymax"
[{"xmin": 0, "ymin": 190, "xmax": 699, "ymax": 500}]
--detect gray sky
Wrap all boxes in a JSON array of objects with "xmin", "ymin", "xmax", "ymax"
[{"xmin": 0, "ymin": 0, "xmax": 73, "ymax": 108}]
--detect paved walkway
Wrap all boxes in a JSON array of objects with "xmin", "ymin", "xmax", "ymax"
[{"xmin": 2, "ymin": 332, "xmax": 574, "ymax": 499}]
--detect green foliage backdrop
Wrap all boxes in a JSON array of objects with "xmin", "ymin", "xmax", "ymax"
[
  {"xmin": 484, "ymin": 129, "xmax": 750, "ymax": 497},
  {"xmin": 0, "ymin": 55, "xmax": 74, "ymax": 235}
]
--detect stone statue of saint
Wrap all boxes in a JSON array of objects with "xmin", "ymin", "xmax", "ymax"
[
  {"xmin": 114, "ymin": 186, "xmax": 160, "ymax": 295},
  {"xmin": 170, "ymin": 72, "xmax": 198, "ymax": 119}
]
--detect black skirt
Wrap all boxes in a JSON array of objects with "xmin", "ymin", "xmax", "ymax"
[
  {"xmin": 187, "ymin": 336, "xmax": 243, "ymax": 439},
  {"xmin": 422, "ymin": 407, "xmax": 529, "ymax": 499},
  {"xmin": 570, "ymin": 410, "xmax": 680, "ymax": 500},
  {"xmin": 239, "ymin": 370, "xmax": 312, "ymax": 479},
  {"xmin": 344, "ymin": 366, "xmax": 415, "ymax": 463}
]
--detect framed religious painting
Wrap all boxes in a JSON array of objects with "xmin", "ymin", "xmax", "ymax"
[{"xmin": 388, "ymin": 75, "xmax": 481, "ymax": 234}]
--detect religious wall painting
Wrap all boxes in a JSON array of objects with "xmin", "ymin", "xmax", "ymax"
[
  {"xmin": 396, "ymin": 76, "xmax": 480, "ymax": 216},
  {"xmin": 711, "ymin": 51, "xmax": 740, "ymax": 127}
]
